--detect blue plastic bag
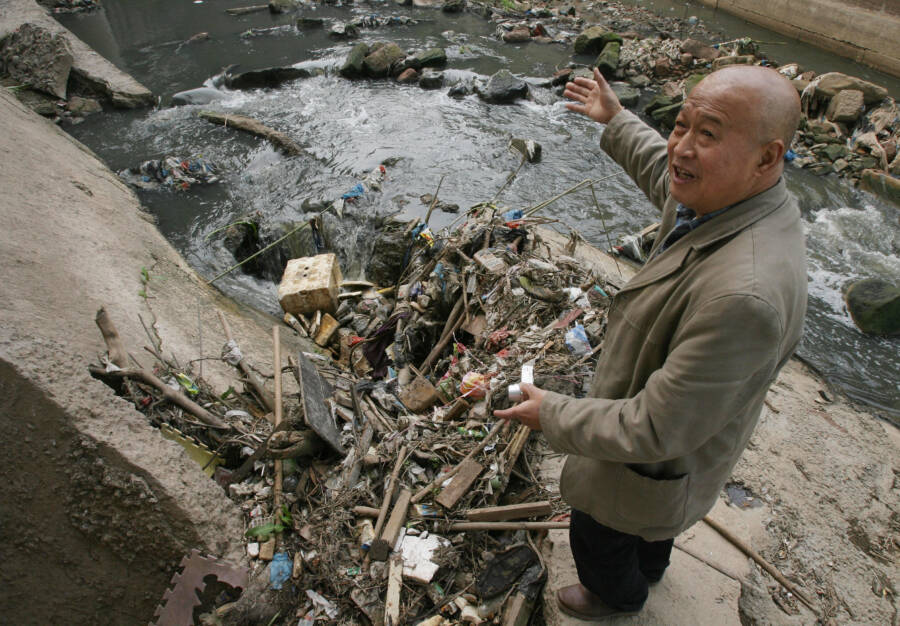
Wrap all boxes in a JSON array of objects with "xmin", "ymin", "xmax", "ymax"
[{"xmin": 269, "ymin": 551, "xmax": 292, "ymax": 590}]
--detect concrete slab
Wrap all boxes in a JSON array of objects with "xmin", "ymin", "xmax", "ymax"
[{"xmin": 0, "ymin": 0, "xmax": 153, "ymax": 107}]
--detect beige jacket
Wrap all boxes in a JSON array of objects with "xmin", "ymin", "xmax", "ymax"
[{"xmin": 541, "ymin": 110, "xmax": 807, "ymax": 541}]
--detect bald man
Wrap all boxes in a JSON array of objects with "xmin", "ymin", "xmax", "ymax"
[{"xmin": 494, "ymin": 66, "xmax": 807, "ymax": 619}]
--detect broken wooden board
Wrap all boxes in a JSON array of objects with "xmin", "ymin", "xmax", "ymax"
[
  {"xmin": 369, "ymin": 488, "xmax": 412, "ymax": 561},
  {"xmin": 294, "ymin": 351, "xmax": 345, "ymax": 454},
  {"xmin": 385, "ymin": 555, "xmax": 403, "ymax": 626},
  {"xmin": 465, "ymin": 501, "xmax": 553, "ymax": 522},
  {"xmin": 435, "ymin": 458, "xmax": 483, "ymax": 509}
]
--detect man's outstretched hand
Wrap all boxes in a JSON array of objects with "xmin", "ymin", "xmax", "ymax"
[
  {"xmin": 564, "ymin": 68, "xmax": 624, "ymax": 124},
  {"xmin": 493, "ymin": 384, "xmax": 547, "ymax": 431}
]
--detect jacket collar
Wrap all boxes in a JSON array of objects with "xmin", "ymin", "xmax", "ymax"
[{"xmin": 620, "ymin": 179, "xmax": 789, "ymax": 293}]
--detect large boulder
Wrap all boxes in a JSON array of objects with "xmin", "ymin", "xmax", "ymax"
[
  {"xmin": 415, "ymin": 48, "xmax": 447, "ymax": 69},
  {"xmin": 363, "ymin": 43, "xmax": 406, "ymax": 78},
  {"xmin": 225, "ymin": 66, "xmax": 314, "ymax": 90},
  {"xmin": 0, "ymin": 23, "xmax": 73, "ymax": 99},
  {"xmin": 478, "ymin": 70, "xmax": 528, "ymax": 104},
  {"xmin": 814, "ymin": 72, "xmax": 888, "ymax": 105},
  {"xmin": 825, "ymin": 89, "xmax": 865, "ymax": 124},
  {"xmin": 843, "ymin": 278, "xmax": 900, "ymax": 335},
  {"xmin": 595, "ymin": 41, "xmax": 621, "ymax": 78},
  {"xmin": 340, "ymin": 43, "xmax": 370, "ymax": 79},
  {"xmin": 680, "ymin": 38, "xmax": 719, "ymax": 61},
  {"xmin": 573, "ymin": 27, "xmax": 622, "ymax": 56}
]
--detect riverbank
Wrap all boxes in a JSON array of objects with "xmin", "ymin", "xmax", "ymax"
[{"xmin": 0, "ymin": 1, "xmax": 898, "ymax": 624}]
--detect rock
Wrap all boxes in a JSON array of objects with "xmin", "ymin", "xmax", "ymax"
[
  {"xmin": 833, "ymin": 158, "xmax": 849, "ymax": 173},
  {"xmin": 573, "ymin": 27, "xmax": 622, "ymax": 56},
  {"xmin": 477, "ymin": 70, "xmax": 528, "ymax": 104},
  {"xmin": 268, "ymin": 0, "xmax": 298, "ymax": 12},
  {"xmin": 859, "ymin": 170, "xmax": 900, "ymax": 206},
  {"xmin": 170, "ymin": 87, "xmax": 225, "ymax": 106},
  {"xmin": 363, "ymin": 43, "xmax": 406, "ymax": 78},
  {"xmin": 628, "ymin": 74, "xmax": 651, "ymax": 88},
  {"xmin": 442, "ymin": 0, "xmax": 465, "ymax": 12},
  {"xmin": 680, "ymin": 53, "xmax": 694, "ymax": 66},
  {"xmin": 890, "ymin": 154, "xmax": 900, "ymax": 177},
  {"xmin": 711, "ymin": 55, "xmax": 756, "ymax": 70},
  {"xmin": 419, "ymin": 71, "xmax": 444, "ymax": 89},
  {"xmin": 610, "ymin": 82, "xmax": 639, "ymax": 108},
  {"xmin": 340, "ymin": 43, "xmax": 371, "ymax": 79},
  {"xmin": 397, "ymin": 68, "xmax": 420, "ymax": 84},
  {"xmin": 800, "ymin": 70, "xmax": 817, "ymax": 81},
  {"xmin": 415, "ymin": 48, "xmax": 447, "ymax": 69},
  {"xmin": 823, "ymin": 143, "xmax": 849, "ymax": 161},
  {"xmin": 683, "ymin": 73, "xmax": 707, "ymax": 95},
  {"xmin": 329, "ymin": 23, "xmax": 359, "ymax": 39},
  {"xmin": 0, "ymin": 23, "xmax": 73, "ymax": 99},
  {"xmin": 67, "ymin": 96, "xmax": 101, "ymax": 116},
  {"xmin": 843, "ymin": 278, "xmax": 900, "ymax": 335},
  {"xmin": 653, "ymin": 56, "xmax": 673, "ymax": 77},
  {"xmin": 680, "ymin": 38, "xmax": 719, "ymax": 61},
  {"xmin": 509, "ymin": 138, "xmax": 542, "ymax": 163},
  {"xmin": 226, "ymin": 67, "xmax": 313, "ymax": 90},
  {"xmin": 825, "ymin": 89, "xmax": 865, "ymax": 124},
  {"xmin": 551, "ymin": 68, "xmax": 573, "ymax": 86},
  {"xmin": 448, "ymin": 81, "xmax": 470, "ymax": 98},
  {"xmin": 650, "ymin": 101, "xmax": 682, "ymax": 128},
  {"xmin": 297, "ymin": 17, "xmax": 325, "ymax": 28},
  {"xmin": 503, "ymin": 27, "xmax": 531, "ymax": 43},
  {"xmin": 661, "ymin": 81, "xmax": 682, "ymax": 98},
  {"xmin": 365, "ymin": 219, "xmax": 409, "ymax": 287},
  {"xmin": 644, "ymin": 94, "xmax": 677, "ymax": 115},
  {"xmin": 813, "ymin": 72, "xmax": 888, "ymax": 105},
  {"xmin": 595, "ymin": 41, "xmax": 621, "ymax": 78},
  {"xmin": 791, "ymin": 78, "xmax": 810, "ymax": 95},
  {"xmin": 776, "ymin": 63, "xmax": 800, "ymax": 79}
]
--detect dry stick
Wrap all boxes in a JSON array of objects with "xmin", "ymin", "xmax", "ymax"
[
  {"xmin": 490, "ymin": 424, "xmax": 530, "ymax": 503},
  {"xmin": 373, "ymin": 445, "xmax": 409, "ymax": 539},
  {"xmin": 448, "ymin": 521, "xmax": 569, "ymax": 531},
  {"xmin": 423, "ymin": 175, "xmax": 446, "ymax": 226},
  {"xmin": 207, "ymin": 220, "xmax": 313, "ymax": 284},
  {"xmin": 523, "ymin": 173, "xmax": 621, "ymax": 217},
  {"xmin": 217, "ymin": 311, "xmax": 275, "ymax": 413},
  {"xmin": 491, "ymin": 155, "xmax": 527, "ymax": 204},
  {"xmin": 88, "ymin": 366, "xmax": 229, "ymax": 429},
  {"xmin": 574, "ymin": 342, "xmax": 603, "ymax": 366},
  {"xmin": 95, "ymin": 307, "xmax": 128, "ymax": 368},
  {"xmin": 273, "ymin": 327, "xmax": 283, "ymax": 521},
  {"xmin": 588, "ymin": 182, "xmax": 623, "ymax": 278},
  {"xmin": 419, "ymin": 307, "xmax": 467, "ymax": 373},
  {"xmin": 411, "ymin": 420, "xmax": 505, "ymax": 503},
  {"xmin": 702, "ymin": 516, "xmax": 819, "ymax": 615}
]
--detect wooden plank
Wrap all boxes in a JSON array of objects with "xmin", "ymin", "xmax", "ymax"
[
  {"xmin": 435, "ymin": 458, "xmax": 483, "ymax": 509},
  {"xmin": 294, "ymin": 351, "xmax": 345, "ymax": 454},
  {"xmin": 465, "ymin": 501, "xmax": 553, "ymax": 522},
  {"xmin": 369, "ymin": 488, "xmax": 412, "ymax": 561},
  {"xmin": 383, "ymin": 555, "xmax": 403, "ymax": 626}
]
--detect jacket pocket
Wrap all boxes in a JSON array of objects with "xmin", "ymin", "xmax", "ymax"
[{"xmin": 614, "ymin": 465, "xmax": 689, "ymax": 529}]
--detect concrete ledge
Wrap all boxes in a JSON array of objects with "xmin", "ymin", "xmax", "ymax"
[
  {"xmin": 696, "ymin": 0, "xmax": 900, "ymax": 77},
  {"xmin": 0, "ymin": 0, "xmax": 153, "ymax": 107}
]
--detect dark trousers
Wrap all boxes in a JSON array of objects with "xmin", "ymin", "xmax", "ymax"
[{"xmin": 569, "ymin": 509, "xmax": 675, "ymax": 612}]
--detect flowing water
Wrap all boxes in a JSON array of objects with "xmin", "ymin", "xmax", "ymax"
[{"xmin": 57, "ymin": 0, "xmax": 899, "ymax": 421}]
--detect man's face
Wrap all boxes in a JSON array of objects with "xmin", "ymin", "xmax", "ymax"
[{"xmin": 666, "ymin": 85, "xmax": 765, "ymax": 215}]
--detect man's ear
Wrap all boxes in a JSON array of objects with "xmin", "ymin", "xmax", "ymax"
[{"xmin": 757, "ymin": 139, "xmax": 785, "ymax": 173}]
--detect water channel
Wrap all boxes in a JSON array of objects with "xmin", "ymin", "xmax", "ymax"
[{"xmin": 57, "ymin": 0, "xmax": 899, "ymax": 421}]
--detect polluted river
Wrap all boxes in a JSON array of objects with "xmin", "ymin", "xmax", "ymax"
[{"xmin": 57, "ymin": 0, "xmax": 899, "ymax": 422}]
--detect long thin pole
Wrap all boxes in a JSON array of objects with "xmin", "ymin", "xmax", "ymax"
[{"xmin": 273, "ymin": 326, "xmax": 283, "ymax": 520}]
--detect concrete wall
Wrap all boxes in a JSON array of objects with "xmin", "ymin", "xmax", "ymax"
[{"xmin": 695, "ymin": 0, "xmax": 900, "ymax": 77}]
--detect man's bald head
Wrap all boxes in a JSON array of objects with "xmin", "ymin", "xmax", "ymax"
[{"xmin": 692, "ymin": 66, "xmax": 801, "ymax": 149}]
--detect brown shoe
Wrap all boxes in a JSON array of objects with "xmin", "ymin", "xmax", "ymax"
[{"xmin": 556, "ymin": 583, "xmax": 640, "ymax": 621}]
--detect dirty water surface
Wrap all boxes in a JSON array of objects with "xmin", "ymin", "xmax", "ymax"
[{"xmin": 59, "ymin": 0, "xmax": 899, "ymax": 421}]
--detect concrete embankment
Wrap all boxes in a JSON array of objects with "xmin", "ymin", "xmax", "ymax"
[
  {"xmin": 0, "ymin": 88, "xmax": 307, "ymax": 621},
  {"xmin": 695, "ymin": 0, "xmax": 900, "ymax": 77}
]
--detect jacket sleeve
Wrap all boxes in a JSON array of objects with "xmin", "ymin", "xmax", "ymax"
[
  {"xmin": 540, "ymin": 294, "xmax": 783, "ymax": 463},
  {"xmin": 600, "ymin": 110, "xmax": 670, "ymax": 212}
]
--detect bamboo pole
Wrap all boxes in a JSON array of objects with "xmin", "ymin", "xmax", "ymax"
[
  {"xmin": 273, "ymin": 326, "xmax": 283, "ymax": 517},
  {"xmin": 448, "ymin": 521, "xmax": 569, "ymax": 531}
]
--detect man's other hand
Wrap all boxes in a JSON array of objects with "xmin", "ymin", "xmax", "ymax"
[
  {"xmin": 564, "ymin": 69, "xmax": 624, "ymax": 124},
  {"xmin": 493, "ymin": 383, "xmax": 546, "ymax": 431}
]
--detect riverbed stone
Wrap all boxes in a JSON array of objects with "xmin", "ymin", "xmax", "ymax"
[
  {"xmin": 644, "ymin": 94, "xmax": 677, "ymax": 115},
  {"xmin": 843, "ymin": 278, "xmax": 900, "ymax": 335},
  {"xmin": 628, "ymin": 74, "xmax": 651, "ymax": 88},
  {"xmin": 442, "ymin": 0, "xmax": 465, "ymax": 12},
  {"xmin": 680, "ymin": 38, "xmax": 719, "ymax": 61},
  {"xmin": 0, "ymin": 23, "xmax": 73, "ymax": 99},
  {"xmin": 329, "ymin": 23, "xmax": 359, "ymax": 39},
  {"xmin": 226, "ymin": 67, "xmax": 313, "ymax": 90},
  {"xmin": 651, "ymin": 101, "xmax": 682, "ymax": 128},
  {"xmin": 683, "ymin": 72, "xmax": 707, "ymax": 95},
  {"xmin": 414, "ymin": 47, "xmax": 447, "ymax": 69},
  {"xmin": 826, "ymin": 89, "xmax": 865, "ymax": 124},
  {"xmin": 823, "ymin": 143, "xmax": 849, "ymax": 161},
  {"xmin": 170, "ymin": 87, "xmax": 226, "ymax": 106},
  {"xmin": 610, "ymin": 82, "xmax": 639, "ymax": 108},
  {"xmin": 595, "ymin": 41, "xmax": 621, "ymax": 78},
  {"xmin": 551, "ymin": 68, "xmax": 573, "ymax": 86},
  {"xmin": 67, "ymin": 95, "xmax": 101, "ymax": 115},
  {"xmin": 503, "ymin": 27, "xmax": 532, "ymax": 43},
  {"xmin": 813, "ymin": 72, "xmax": 888, "ymax": 105},
  {"xmin": 573, "ymin": 27, "xmax": 622, "ymax": 56},
  {"xmin": 365, "ymin": 219, "xmax": 409, "ymax": 287},
  {"xmin": 859, "ymin": 169, "xmax": 900, "ymax": 205},
  {"xmin": 269, "ymin": 0, "xmax": 299, "ymax": 12},
  {"xmin": 364, "ymin": 43, "xmax": 406, "ymax": 78},
  {"xmin": 478, "ymin": 70, "xmax": 528, "ymax": 104},
  {"xmin": 397, "ymin": 68, "xmax": 419, "ymax": 84},
  {"xmin": 340, "ymin": 43, "xmax": 370, "ymax": 79},
  {"xmin": 419, "ymin": 70, "xmax": 444, "ymax": 89},
  {"xmin": 711, "ymin": 55, "xmax": 755, "ymax": 70},
  {"xmin": 653, "ymin": 56, "xmax": 673, "ymax": 77}
]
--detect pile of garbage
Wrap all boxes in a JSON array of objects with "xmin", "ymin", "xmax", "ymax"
[
  {"xmin": 92, "ymin": 191, "xmax": 623, "ymax": 623},
  {"xmin": 120, "ymin": 155, "xmax": 219, "ymax": 191}
]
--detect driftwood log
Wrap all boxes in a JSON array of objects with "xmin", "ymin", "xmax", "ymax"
[{"xmin": 199, "ymin": 111, "xmax": 303, "ymax": 156}]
